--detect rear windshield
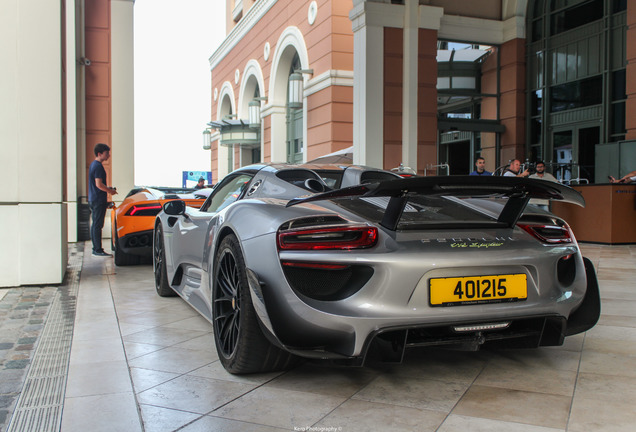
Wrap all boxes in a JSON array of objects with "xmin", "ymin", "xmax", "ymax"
[{"xmin": 334, "ymin": 195, "xmax": 501, "ymax": 229}]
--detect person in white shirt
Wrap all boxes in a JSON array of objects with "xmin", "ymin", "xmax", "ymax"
[
  {"xmin": 529, "ymin": 161, "xmax": 558, "ymax": 211},
  {"xmin": 529, "ymin": 161, "xmax": 558, "ymax": 182},
  {"xmin": 503, "ymin": 159, "xmax": 530, "ymax": 177}
]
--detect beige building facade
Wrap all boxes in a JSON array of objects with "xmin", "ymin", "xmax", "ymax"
[{"xmin": 208, "ymin": 0, "xmax": 635, "ymax": 183}]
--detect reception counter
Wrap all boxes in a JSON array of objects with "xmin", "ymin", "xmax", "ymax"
[{"xmin": 551, "ymin": 183, "xmax": 636, "ymax": 244}]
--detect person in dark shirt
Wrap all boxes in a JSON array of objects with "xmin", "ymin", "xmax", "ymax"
[
  {"xmin": 469, "ymin": 157, "xmax": 492, "ymax": 176},
  {"xmin": 88, "ymin": 143, "xmax": 118, "ymax": 257},
  {"xmin": 194, "ymin": 177, "xmax": 205, "ymax": 189}
]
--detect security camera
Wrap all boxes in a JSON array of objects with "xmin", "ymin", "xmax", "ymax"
[{"xmin": 80, "ymin": 57, "xmax": 91, "ymax": 66}]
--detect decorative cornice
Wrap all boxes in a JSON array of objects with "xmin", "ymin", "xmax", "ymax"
[
  {"xmin": 439, "ymin": 14, "xmax": 525, "ymax": 44},
  {"xmin": 418, "ymin": 5, "xmax": 444, "ymax": 30},
  {"xmin": 439, "ymin": 15, "xmax": 505, "ymax": 45},
  {"xmin": 261, "ymin": 104, "xmax": 286, "ymax": 117},
  {"xmin": 350, "ymin": 1, "xmax": 403, "ymax": 32},
  {"xmin": 503, "ymin": 15, "xmax": 526, "ymax": 41},
  {"xmin": 209, "ymin": 0, "xmax": 278, "ymax": 70},
  {"xmin": 304, "ymin": 70, "xmax": 354, "ymax": 96}
]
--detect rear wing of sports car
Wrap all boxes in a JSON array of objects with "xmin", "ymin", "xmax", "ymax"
[{"xmin": 286, "ymin": 176, "xmax": 585, "ymax": 231}]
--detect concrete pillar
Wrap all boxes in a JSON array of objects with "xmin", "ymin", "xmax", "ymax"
[
  {"xmin": 111, "ymin": 0, "xmax": 135, "ymax": 201},
  {"xmin": 0, "ymin": 0, "xmax": 67, "ymax": 286},
  {"xmin": 350, "ymin": 0, "xmax": 387, "ymax": 168},
  {"xmin": 402, "ymin": 0, "xmax": 418, "ymax": 170}
]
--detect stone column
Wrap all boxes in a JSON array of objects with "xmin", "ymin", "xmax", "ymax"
[
  {"xmin": 111, "ymin": 0, "xmax": 135, "ymax": 200},
  {"xmin": 350, "ymin": 0, "xmax": 387, "ymax": 168}
]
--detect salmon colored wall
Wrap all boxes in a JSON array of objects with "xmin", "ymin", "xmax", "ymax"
[
  {"xmin": 384, "ymin": 27, "xmax": 403, "ymax": 171},
  {"xmin": 498, "ymin": 39, "xmax": 526, "ymax": 163},
  {"xmin": 480, "ymin": 47, "xmax": 498, "ymax": 171},
  {"xmin": 306, "ymin": 86, "xmax": 353, "ymax": 160},
  {"xmin": 417, "ymin": 28, "xmax": 438, "ymax": 174},
  {"xmin": 85, "ymin": 0, "xmax": 113, "ymax": 196},
  {"xmin": 211, "ymin": 0, "xmax": 354, "ymax": 172},
  {"xmin": 626, "ymin": 1, "xmax": 636, "ymax": 140},
  {"xmin": 234, "ymin": 146, "xmax": 241, "ymax": 170}
]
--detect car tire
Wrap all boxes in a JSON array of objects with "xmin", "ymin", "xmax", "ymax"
[
  {"xmin": 213, "ymin": 234, "xmax": 298, "ymax": 374},
  {"xmin": 153, "ymin": 223, "xmax": 176, "ymax": 297},
  {"xmin": 113, "ymin": 222, "xmax": 140, "ymax": 266}
]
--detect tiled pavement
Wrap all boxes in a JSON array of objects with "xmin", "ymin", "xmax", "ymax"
[
  {"xmin": 0, "ymin": 287, "xmax": 57, "ymax": 429},
  {"xmin": 1, "ymin": 242, "xmax": 636, "ymax": 431}
]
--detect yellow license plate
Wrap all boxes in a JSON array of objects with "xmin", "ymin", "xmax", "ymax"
[{"xmin": 429, "ymin": 274, "xmax": 527, "ymax": 306}]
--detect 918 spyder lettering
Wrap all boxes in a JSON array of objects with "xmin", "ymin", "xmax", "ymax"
[{"xmin": 453, "ymin": 278, "xmax": 507, "ymax": 299}]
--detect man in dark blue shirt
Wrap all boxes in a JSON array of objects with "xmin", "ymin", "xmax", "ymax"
[
  {"xmin": 88, "ymin": 143, "xmax": 118, "ymax": 257},
  {"xmin": 469, "ymin": 157, "xmax": 492, "ymax": 176}
]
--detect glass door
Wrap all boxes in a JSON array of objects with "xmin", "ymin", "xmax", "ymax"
[
  {"xmin": 552, "ymin": 129, "xmax": 573, "ymax": 182},
  {"xmin": 551, "ymin": 125, "xmax": 600, "ymax": 183}
]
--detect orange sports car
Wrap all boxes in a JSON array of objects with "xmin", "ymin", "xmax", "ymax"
[{"xmin": 111, "ymin": 186, "xmax": 210, "ymax": 266}]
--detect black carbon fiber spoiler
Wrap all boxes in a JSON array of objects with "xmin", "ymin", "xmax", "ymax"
[{"xmin": 286, "ymin": 176, "xmax": 585, "ymax": 230}]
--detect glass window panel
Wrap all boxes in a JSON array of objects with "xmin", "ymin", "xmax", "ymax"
[
  {"xmin": 532, "ymin": 19, "xmax": 543, "ymax": 42},
  {"xmin": 611, "ymin": 102, "xmax": 626, "ymax": 135},
  {"xmin": 550, "ymin": 75, "xmax": 602, "ymax": 112},
  {"xmin": 613, "ymin": 0, "xmax": 627, "ymax": 13},
  {"xmin": 612, "ymin": 69, "xmax": 626, "ymax": 101},
  {"xmin": 453, "ymin": 77, "xmax": 476, "ymax": 90},
  {"xmin": 576, "ymin": 39, "xmax": 588, "ymax": 77},
  {"xmin": 553, "ymin": 130, "xmax": 573, "ymax": 182},
  {"xmin": 205, "ymin": 174, "xmax": 252, "ymax": 213},
  {"xmin": 529, "ymin": 144, "xmax": 542, "ymax": 162},
  {"xmin": 531, "ymin": 90, "xmax": 543, "ymax": 116},
  {"xmin": 587, "ymin": 35, "xmax": 601, "ymax": 75},
  {"xmin": 550, "ymin": 0, "xmax": 603, "ymax": 36},
  {"xmin": 530, "ymin": 118, "xmax": 542, "ymax": 144},
  {"xmin": 555, "ymin": 47, "xmax": 567, "ymax": 83},
  {"xmin": 437, "ymin": 77, "xmax": 450, "ymax": 89},
  {"xmin": 566, "ymin": 44, "xmax": 578, "ymax": 82},
  {"xmin": 578, "ymin": 126, "xmax": 599, "ymax": 183}
]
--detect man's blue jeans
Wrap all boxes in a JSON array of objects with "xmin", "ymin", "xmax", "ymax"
[{"xmin": 89, "ymin": 200, "xmax": 108, "ymax": 253}]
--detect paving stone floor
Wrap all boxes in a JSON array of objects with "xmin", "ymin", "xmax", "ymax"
[
  {"xmin": 1, "ymin": 242, "xmax": 635, "ymax": 431},
  {"xmin": 0, "ymin": 287, "xmax": 56, "ymax": 429}
]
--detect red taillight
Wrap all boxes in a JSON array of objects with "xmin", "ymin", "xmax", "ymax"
[
  {"xmin": 277, "ymin": 225, "xmax": 378, "ymax": 250},
  {"xmin": 518, "ymin": 223, "xmax": 574, "ymax": 244},
  {"xmin": 126, "ymin": 204, "xmax": 163, "ymax": 216}
]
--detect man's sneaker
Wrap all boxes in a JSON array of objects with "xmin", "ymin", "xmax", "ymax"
[{"xmin": 92, "ymin": 250, "xmax": 113, "ymax": 257}]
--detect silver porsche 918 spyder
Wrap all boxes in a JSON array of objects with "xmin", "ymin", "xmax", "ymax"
[{"xmin": 153, "ymin": 163, "xmax": 600, "ymax": 374}]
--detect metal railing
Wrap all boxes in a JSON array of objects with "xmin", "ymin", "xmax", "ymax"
[
  {"xmin": 493, "ymin": 160, "xmax": 589, "ymax": 184},
  {"xmin": 424, "ymin": 163, "xmax": 449, "ymax": 176}
]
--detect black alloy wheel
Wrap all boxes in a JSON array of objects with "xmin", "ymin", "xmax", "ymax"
[
  {"xmin": 153, "ymin": 223, "xmax": 175, "ymax": 297},
  {"xmin": 213, "ymin": 240, "xmax": 241, "ymax": 358},
  {"xmin": 212, "ymin": 234, "xmax": 298, "ymax": 374}
]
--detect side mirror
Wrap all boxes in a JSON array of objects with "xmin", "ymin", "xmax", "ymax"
[{"xmin": 163, "ymin": 200, "xmax": 186, "ymax": 216}]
